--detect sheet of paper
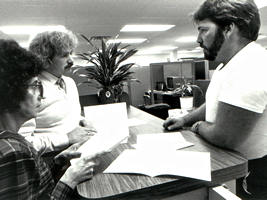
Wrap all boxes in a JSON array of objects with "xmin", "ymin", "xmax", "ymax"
[
  {"xmin": 71, "ymin": 102, "xmax": 129, "ymax": 164},
  {"xmin": 133, "ymin": 132, "xmax": 193, "ymax": 150},
  {"xmin": 104, "ymin": 149, "xmax": 211, "ymax": 181},
  {"xmin": 83, "ymin": 102, "xmax": 129, "ymax": 137}
]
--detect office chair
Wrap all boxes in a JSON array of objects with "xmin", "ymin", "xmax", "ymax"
[{"xmin": 138, "ymin": 94, "xmax": 170, "ymax": 120}]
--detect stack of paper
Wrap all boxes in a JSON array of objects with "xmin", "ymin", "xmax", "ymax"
[
  {"xmin": 104, "ymin": 149, "xmax": 211, "ymax": 181},
  {"xmin": 133, "ymin": 132, "xmax": 193, "ymax": 150},
  {"xmin": 104, "ymin": 131, "xmax": 211, "ymax": 181}
]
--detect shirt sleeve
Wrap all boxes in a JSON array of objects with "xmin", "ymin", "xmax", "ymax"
[
  {"xmin": 0, "ymin": 142, "xmax": 76, "ymax": 200},
  {"xmin": 0, "ymin": 149, "xmax": 37, "ymax": 199},
  {"xmin": 218, "ymin": 73, "xmax": 267, "ymax": 113},
  {"xmin": 51, "ymin": 181, "xmax": 76, "ymax": 200},
  {"xmin": 19, "ymin": 119, "xmax": 69, "ymax": 153}
]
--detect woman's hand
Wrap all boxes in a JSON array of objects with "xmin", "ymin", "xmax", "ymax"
[
  {"xmin": 60, "ymin": 152, "xmax": 102, "ymax": 189},
  {"xmin": 54, "ymin": 142, "xmax": 84, "ymax": 166}
]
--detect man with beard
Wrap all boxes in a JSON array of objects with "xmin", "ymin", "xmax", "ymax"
[
  {"xmin": 163, "ymin": 0, "xmax": 267, "ymax": 199},
  {"xmin": 19, "ymin": 30, "xmax": 95, "ymax": 154}
]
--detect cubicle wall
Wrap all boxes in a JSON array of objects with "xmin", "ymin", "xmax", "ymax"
[
  {"xmin": 149, "ymin": 60, "xmax": 211, "ymax": 107},
  {"xmin": 129, "ymin": 66, "xmax": 151, "ymax": 106},
  {"xmin": 150, "ymin": 61, "xmax": 196, "ymax": 90}
]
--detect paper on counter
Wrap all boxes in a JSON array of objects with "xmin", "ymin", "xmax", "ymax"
[
  {"xmin": 104, "ymin": 149, "xmax": 211, "ymax": 181},
  {"xmin": 133, "ymin": 132, "xmax": 193, "ymax": 150},
  {"xmin": 71, "ymin": 102, "xmax": 129, "ymax": 165}
]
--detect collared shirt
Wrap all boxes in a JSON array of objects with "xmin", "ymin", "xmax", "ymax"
[
  {"xmin": 205, "ymin": 42, "xmax": 267, "ymax": 159},
  {"xmin": 19, "ymin": 71, "xmax": 83, "ymax": 153},
  {"xmin": 0, "ymin": 130, "xmax": 75, "ymax": 199}
]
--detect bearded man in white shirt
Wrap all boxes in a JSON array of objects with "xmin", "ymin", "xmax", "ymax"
[
  {"xmin": 163, "ymin": 0, "xmax": 267, "ymax": 199},
  {"xmin": 19, "ymin": 30, "xmax": 94, "ymax": 153}
]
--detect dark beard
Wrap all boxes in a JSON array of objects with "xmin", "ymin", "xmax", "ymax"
[{"xmin": 203, "ymin": 28, "xmax": 225, "ymax": 61}]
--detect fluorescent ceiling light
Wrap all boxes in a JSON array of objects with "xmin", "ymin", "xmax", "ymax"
[
  {"xmin": 136, "ymin": 50, "xmax": 169, "ymax": 55},
  {"xmin": 178, "ymin": 49, "xmax": 202, "ymax": 54},
  {"xmin": 254, "ymin": 0, "xmax": 267, "ymax": 8},
  {"xmin": 150, "ymin": 46, "xmax": 178, "ymax": 51},
  {"xmin": 120, "ymin": 25, "xmax": 175, "ymax": 32},
  {"xmin": 137, "ymin": 46, "xmax": 178, "ymax": 55},
  {"xmin": 258, "ymin": 35, "xmax": 267, "ymax": 40},
  {"xmin": 19, "ymin": 41, "xmax": 30, "ymax": 48},
  {"xmin": 176, "ymin": 36, "xmax": 197, "ymax": 43},
  {"xmin": 0, "ymin": 25, "xmax": 66, "ymax": 35},
  {"xmin": 107, "ymin": 38, "xmax": 147, "ymax": 44}
]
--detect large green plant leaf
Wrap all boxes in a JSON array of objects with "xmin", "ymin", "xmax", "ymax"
[{"xmin": 74, "ymin": 34, "xmax": 139, "ymax": 88}]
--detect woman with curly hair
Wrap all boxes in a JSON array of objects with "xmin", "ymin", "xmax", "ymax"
[{"xmin": 0, "ymin": 39, "xmax": 101, "ymax": 199}]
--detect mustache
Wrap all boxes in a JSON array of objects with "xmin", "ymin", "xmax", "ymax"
[
  {"xmin": 199, "ymin": 43, "xmax": 206, "ymax": 50},
  {"xmin": 65, "ymin": 62, "xmax": 73, "ymax": 69}
]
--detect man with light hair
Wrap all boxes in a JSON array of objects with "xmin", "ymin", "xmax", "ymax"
[{"xmin": 20, "ymin": 29, "xmax": 94, "ymax": 153}]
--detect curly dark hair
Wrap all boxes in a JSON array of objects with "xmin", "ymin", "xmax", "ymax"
[
  {"xmin": 0, "ymin": 39, "xmax": 43, "ymax": 112},
  {"xmin": 193, "ymin": 0, "xmax": 260, "ymax": 41}
]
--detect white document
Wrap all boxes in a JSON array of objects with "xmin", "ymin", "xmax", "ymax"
[
  {"xmin": 133, "ymin": 132, "xmax": 193, "ymax": 150},
  {"xmin": 71, "ymin": 102, "xmax": 129, "ymax": 164},
  {"xmin": 104, "ymin": 149, "xmax": 211, "ymax": 181}
]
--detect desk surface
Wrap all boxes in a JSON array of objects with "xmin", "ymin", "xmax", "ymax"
[{"xmin": 77, "ymin": 106, "xmax": 247, "ymax": 199}]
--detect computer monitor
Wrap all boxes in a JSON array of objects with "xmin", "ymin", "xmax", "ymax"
[{"xmin": 166, "ymin": 76, "xmax": 181, "ymax": 90}]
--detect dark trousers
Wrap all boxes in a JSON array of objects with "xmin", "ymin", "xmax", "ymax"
[{"xmin": 236, "ymin": 156, "xmax": 267, "ymax": 200}]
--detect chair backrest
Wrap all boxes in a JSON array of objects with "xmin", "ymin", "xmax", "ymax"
[
  {"xmin": 140, "ymin": 103, "xmax": 170, "ymax": 120},
  {"xmin": 143, "ymin": 94, "xmax": 151, "ymax": 105}
]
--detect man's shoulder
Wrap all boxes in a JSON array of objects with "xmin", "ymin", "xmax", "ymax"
[
  {"xmin": 248, "ymin": 42, "xmax": 267, "ymax": 57},
  {"xmin": 62, "ymin": 75, "xmax": 76, "ymax": 86},
  {"xmin": 62, "ymin": 75, "xmax": 75, "ymax": 81}
]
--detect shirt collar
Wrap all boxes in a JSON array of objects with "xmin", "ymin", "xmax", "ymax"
[
  {"xmin": 220, "ymin": 41, "xmax": 255, "ymax": 71},
  {"xmin": 40, "ymin": 71, "xmax": 62, "ymax": 84}
]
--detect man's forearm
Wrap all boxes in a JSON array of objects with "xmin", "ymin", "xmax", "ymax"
[
  {"xmin": 183, "ymin": 103, "xmax": 206, "ymax": 126},
  {"xmin": 197, "ymin": 121, "xmax": 232, "ymax": 149}
]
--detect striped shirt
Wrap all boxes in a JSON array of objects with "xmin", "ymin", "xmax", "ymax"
[{"xmin": 0, "ymin": 130, "xmax": 75, "ymax": 199}]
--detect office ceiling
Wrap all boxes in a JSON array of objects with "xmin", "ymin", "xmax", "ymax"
[{"xmin": 0, "ymin": 0, "xmax": 266, "ymax": 57}]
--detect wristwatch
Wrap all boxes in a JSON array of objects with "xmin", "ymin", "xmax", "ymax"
[{"xmin": 193, "ymin": 121, "xmax": 203, "ymax": 135}]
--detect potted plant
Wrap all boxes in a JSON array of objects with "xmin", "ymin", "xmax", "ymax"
[
  {"xmin": 72, "ymin": 35, "xmax": 140, "ymax": 104},
  {"xmin": 174, "ymin": 78, "xmax": 203, "ymax": 110}
]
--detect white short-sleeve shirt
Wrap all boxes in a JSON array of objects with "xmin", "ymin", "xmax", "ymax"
[{"xmin": 205, "ymin": 42, "xmax": 267, "ymax": 159}]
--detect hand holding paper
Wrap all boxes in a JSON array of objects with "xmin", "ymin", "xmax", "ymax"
[{"xmin": 71, "ymin": 103, "xmax": 129, "ymax": 165}]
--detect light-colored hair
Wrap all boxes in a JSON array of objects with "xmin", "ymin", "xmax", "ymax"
[{"xmin": 29, "ymin": 30, "xmax": 78, "ymax": 65}]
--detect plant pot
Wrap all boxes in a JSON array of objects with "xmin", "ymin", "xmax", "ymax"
[
  {"xmin": 98, "ymin": 88, "xmax": 115, "ymax": 104},
  {"xmin": 179, "ymin": 96, "xmax": 193, "ymax": 111}
]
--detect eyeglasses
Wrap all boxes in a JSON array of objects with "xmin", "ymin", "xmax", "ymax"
[{"xmin": 27, "ymin": 80, "xmax": 44, "ymax": 98}]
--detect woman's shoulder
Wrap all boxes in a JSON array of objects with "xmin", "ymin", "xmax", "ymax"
[{"xmin": 0, "ymin": 135, "xmax": 33, "ymax": 159}]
